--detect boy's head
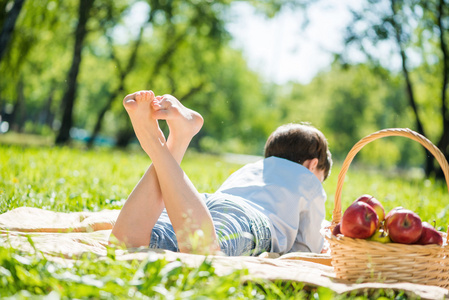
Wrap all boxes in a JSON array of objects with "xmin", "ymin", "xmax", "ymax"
[{"xmin": 264, "ymin": 123, "xmax": 332, "ymax": 181}]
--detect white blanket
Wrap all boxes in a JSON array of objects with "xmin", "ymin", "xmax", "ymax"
[{"xmin": 0, "ymin": 207, "xmax": 446, "ymax": 299}]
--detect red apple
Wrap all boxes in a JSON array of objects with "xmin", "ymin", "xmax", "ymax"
[
  {"xmin": 332, "ymin": 223, "xmax": 342, "ymax": 236},
  {"xmin": 385, "ymin": 209, "xmax": 422, "ymax": 244},
  {"xmin": 385, "ymin": 206, "xmax": 404, "ymax": 222},
  {"xmin": 341, "ymin": 202, "xmax": 379, "ymax": 239},
  {"xmin": 354, "ymin": 194, "xmax": 386, "ymax": 222},
  {"xmin": 416, "ymin": 222, "xmax": 443, "ymax": 246}
]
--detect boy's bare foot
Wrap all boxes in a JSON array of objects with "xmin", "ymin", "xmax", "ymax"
[
  {"xmin": 152, "ymin": 94, "xmax": 204, "ymax": 144},
  {"xmin": 123, "ymin": 90, "xmax": 166, "ymax": 151}
]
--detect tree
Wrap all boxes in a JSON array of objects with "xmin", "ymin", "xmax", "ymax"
[
  {"xmin": 421, "ymin": 0, "xmax": 449, "ymax": 174},
  {"xmin": 0, "ymin": 0, "xmax": 320, "ymax": 151},
  {"xmin": 340, "ymin": 0, "xmax": 449, "ymax": 175},
  {"xmin": 108, "ymin": 0, "xmax": 320, "ymax": 148},
  {"xmin": 55, "ymin": 0, "xmax": 94, "ymax": 145},
  {"xmin": 277, "ymin": 62, "xmax": 413, "ymax": 165},
  {"xmin": 113, "ymin": 0, "xmax": 234, "ymax": 147},
  {"xmin": 0, "ymin": 0, "xmax": 74, "ymax": 133},
  {"xmin": 0, "ymin": 0, "xmax": 26, "ymax": 62},
  {"xmin": 86, "ymin": 2, "xmax": 146, "ymax": 148}
]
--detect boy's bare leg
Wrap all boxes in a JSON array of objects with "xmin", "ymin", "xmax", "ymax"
[
  {"xmin": 111, "ymin": 91, "xmax": 201, "ymax": 247},
  {"xmin": 111, "ymin": 91, "xmax": 218, "ymax": 253},
  {"xmin": 111, "ymin": 91, "xmax": 167, "ymax": 247},
  {"xmin": 148, "ymin": 94, "xmax": 218, "ymax": 253}
]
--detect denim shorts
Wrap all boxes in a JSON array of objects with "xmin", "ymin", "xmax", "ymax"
[{"xmin": 149, "ymin": 193, "xmax": 272, "ymax": 256}]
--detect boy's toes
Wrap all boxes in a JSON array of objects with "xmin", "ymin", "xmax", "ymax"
[
  {"xmin": 135, "ymin": 91, "xmax": 144, "ymax": 102},
  {"xmin": 135, "ymin": 90, "xmax": 155, "ymax": 103},
  {"xmin": 123, "ymin": 93, "xmax": 137, "ymax": 110},
  {"xmin": 146, "ymin": 90, "xmax": 155, "ymax": 101},
  {"xmin": 151, "ymin": 98, "xmax": 162, "ymax": 109},
  {"xmin": 123, "ymin": 90, "xmax": 155, "ymax": 111}
]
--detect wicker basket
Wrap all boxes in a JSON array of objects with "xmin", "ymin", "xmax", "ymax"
[{"xmin": 325, "ymin": 128, "xmax": 449, "ymax": 288}]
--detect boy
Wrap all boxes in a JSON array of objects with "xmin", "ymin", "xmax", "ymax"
[{"xmin": 110, "ymin": 90, "xmax": 332, "ymax": 256}]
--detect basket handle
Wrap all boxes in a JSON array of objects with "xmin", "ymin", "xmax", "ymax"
[{"xmin": 332, "ymin": 128, "xmax": 449, "ymax": 225}]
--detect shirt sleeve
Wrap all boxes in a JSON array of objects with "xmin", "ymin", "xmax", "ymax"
[{"xmin": 288, "ymin": 190, "xmax": 326, "ymax": 253}]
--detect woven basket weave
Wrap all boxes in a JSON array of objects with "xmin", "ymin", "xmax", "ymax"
[{"xmin": 325, "ymin": 128, "xmax": 449, "ymax": 288}]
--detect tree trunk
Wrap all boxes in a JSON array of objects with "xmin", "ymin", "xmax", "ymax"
[
  {"xmin": 390, "ymin": 0, "xmax": 433, "ymax": 174},
  {"xmin": 87, "ymin": 24, "xmax": 146, "ymax": 148},
  {"xmin": 114, "ymin": 30, "xmax": 188, "ymax": 148},
  {"xmin": 115, "ymin": 121, "xmax": 135, "ymax": 148},
  {"xmin": 10, "ymin": 76, "xmax": 25, "ymax": 132},
  {"xmin": 16, "ymin": 75, "xmax": 25, "ymax": 132},
  {"xmin": 436, "ymin": 0, "xmax": 449, "ymax": 171},
  {"xmin": 55, "ymin": 0, "xmax": 94, "ymax": 145},
  {"xmin": 86, "ymin": 87, "xmax": 121, "ymax": 148},
  {"xmin": 0, "ymin": 0, "xmax": 25, "ymax": 62},
  {"xmin": 41, "ymin": 90, "xmax": 55, "ymax": 128}
]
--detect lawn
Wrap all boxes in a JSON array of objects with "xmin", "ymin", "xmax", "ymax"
[{"xmin": 0, "ymin": 142, "xmax": 448, "ymax": 299}]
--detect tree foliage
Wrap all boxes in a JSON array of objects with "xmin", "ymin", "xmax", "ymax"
[
  {"xmin": 1, "ymin": 0, "xmax": 448, "ymax": 173},
  {"xmin": 1, "ymin": 0, "xmax": 310, "ymax": 152},
  {"xmin": 339, "ymin": 0, "xmax": 449, "ymax": 174},
  {"xmin": 276, "ymin": 62, "xmax": 421, "ymax": 166}
]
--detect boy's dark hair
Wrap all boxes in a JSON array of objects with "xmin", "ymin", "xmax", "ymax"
[{"xmin": 264, "ymin": 123, "xmax": 332, "ymax": 180}]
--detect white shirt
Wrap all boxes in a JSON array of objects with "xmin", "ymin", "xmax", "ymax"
[{"xmin": 215, "ymin": 156, "xmax": 326, "ymax": 254}]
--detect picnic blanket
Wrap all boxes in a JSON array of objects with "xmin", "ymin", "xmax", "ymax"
[{"xmin": 0, "ymin": 207, "xmax": 448, "ymax": 299}]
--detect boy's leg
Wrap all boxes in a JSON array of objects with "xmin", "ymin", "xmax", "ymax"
[
  {"xmin": 111, "ymin": 91, "xmax": 218, "ymax": 253},
  {"xmin": 110, "ymin": 163, "xmax": 163, "ymax": 247},
  {"xmin": 111, "ymin": 91, "xmax": 172, "ymax": 247},
  {"xmin": 147, "ymin": 94, "xmax": 218, "ymax": 253}
]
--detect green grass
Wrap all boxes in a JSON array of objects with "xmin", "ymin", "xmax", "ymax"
[{"xmin": 0, "ymin": 143, "xmax": 447, "ymax": 299}]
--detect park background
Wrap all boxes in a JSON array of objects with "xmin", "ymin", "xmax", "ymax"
[
  {"xmin": 1, "ymin": 0, "xmax": 449, "ymax": 298},
  {"xmin": 1, "ymin": 0, "xmax": 448, "ymax": 175}
]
